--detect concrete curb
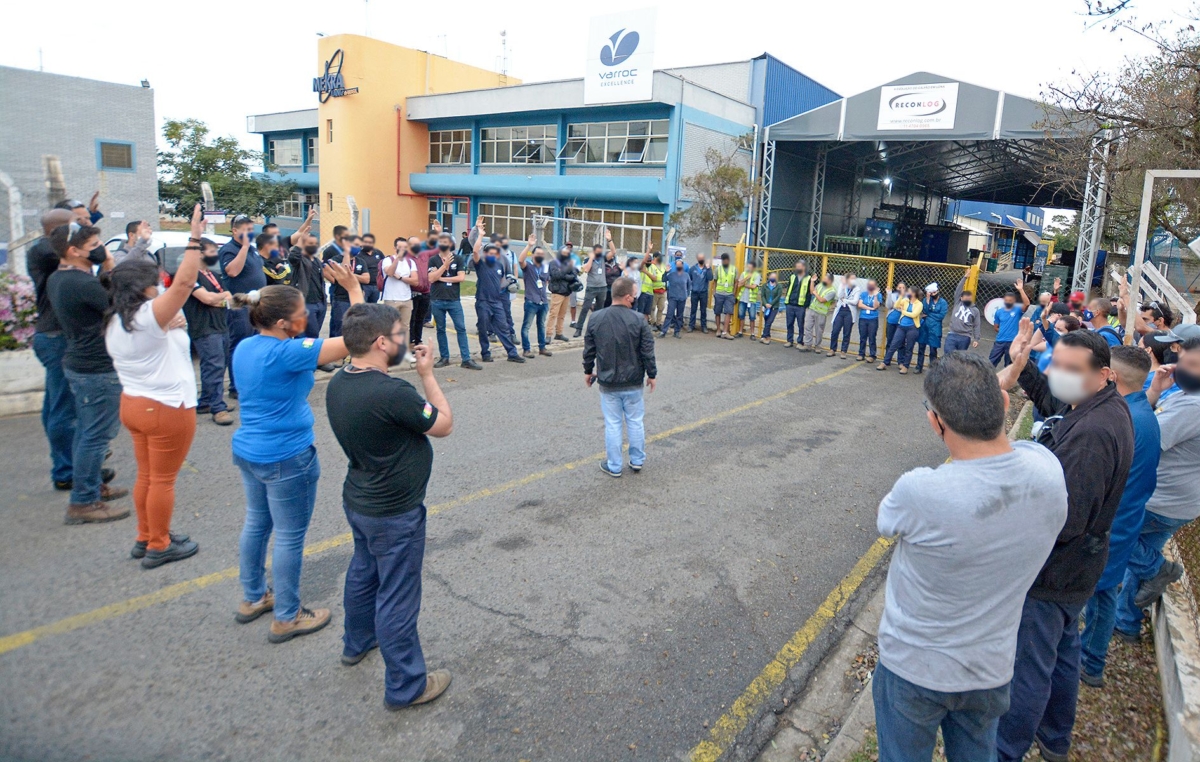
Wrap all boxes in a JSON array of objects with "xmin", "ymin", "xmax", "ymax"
[{"xmin": 1155, "ymin": 541, "xmax": 1200, "ymax": 761}]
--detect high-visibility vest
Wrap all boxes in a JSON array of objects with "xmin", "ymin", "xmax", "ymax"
[
  {"xmin": 641, "ymin": 268, "xmax": 654, "ymax": 293},
  {"xmin": 784, "ymin": 273, "xmax": 810, "ymax": 305},
  {"xmin": 809, "ymin": 284, "xmax": 836, "ymax": 316},
  {"xmin": 715, "ymin": 265, "xmax": 736, "ymax": 294},
  {"xmin": 740, "ymin": 271, "xmax": 762, "ymax": 302},
  {"xmin": 647, "ymin": 263, "xmax": 666, "ymax": 292}
]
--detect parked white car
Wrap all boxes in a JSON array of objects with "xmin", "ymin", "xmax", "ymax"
[{"xmin": 104, "ymin": 231, "xmax": 232, "ymax": 275}]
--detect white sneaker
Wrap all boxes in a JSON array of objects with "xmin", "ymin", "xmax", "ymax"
[{"xmin": 405, "ymin": 352, "xmax": 416, "ymax": 367}]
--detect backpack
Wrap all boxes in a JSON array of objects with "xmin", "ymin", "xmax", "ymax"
[{"xmin": 377, "ymin": 258, "xmax": 388, "ymax": 292}]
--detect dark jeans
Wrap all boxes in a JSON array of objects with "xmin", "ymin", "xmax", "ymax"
[
  {"xmin": 329, "ymin": 300, "xmax": 351, "ymax": 339},
  {"xmin": 785, "ymin": 305, "xmax": 807, "ymax": 344},
  {"xmin": 858, "ymin": 317, "xmax": 878, "ymax": 358},
  {"xmin": 916, "ymin": 343, "xmax": 939, "ymax": 371},
  {"xmin": 343, "ymin": 504, "xmax": 428, "ymax": 707},
  {"xmin": 362, "ymin": 285, "xmax": 380, "ymax": 304},
  {"xmin": 304, "ymin": 302, "xmax": 326, "ymax": 339},
  {"xmin": 431, "ymin": 299, "xmax": 471, "ymax": 361},
  {"xmin": 761, "ymin": 306, "xmax": 778, "ymax": 339},
  {"xmin": 886, "ymin": 320, "xmax": 898, "ymax": 352},
  {"xmin": 62, "ymin": 369, "xmax": 122, "ymax": 504},
  {"xmin": 873, "ymin": 662, "xmax": 1010, "ymax": 762},
  {"xmin": 33, "ymin": 332, "xmax": 76, "ymax": 484},
  {"xmin": 989, "ymin": 340, "xmax": 1013, "ymax": 367},
  {"xmin": 636, "ymin": 292, "xmax": 653, "ymax": 315},
  {"xmin": 226, "ymin": 307, "xmax": 254, "ymax": 394},
  {"xmin": 193, "ymin": 332, "xmax": 229, "ymax": 413},
  {"xmin": 661, "ymin": 298, "xmax": 686, "ymax": 335},
  {"xmin": 689, "ymin": 292, "xmax": 709, "ymax": 330},
  {"xmin": 476, "ymin": 299, "xmax": 517, "ymax": 359},
  {"xmin": 410, "ymin": 292, "xmax": 431, "ymax": 345},
  {"xmin": 945, "ymin": 333, "xmax": 972, "ymax": 353},
  {"xmin": 996, "ymin": 597, "xmax": 1085, "ymax": 762},
  {"xmin": 1116, "ymin": 511, "xmax": 1192, "ymax": 635},
  {"xmin": 575, "ymin": 286, "xmax": 607, "ymax": 335},
  {"xmin": 884, "ymin": 325, "xmax": 919, "ymax": 367},
  {"xmin": 521, "ymin": 301, "xmax": 548, "ymax": 351},
  {"xmin": 830, "ymin": 307, "xmax": 855, "ymax": 352},
  {"xmin": 500, "ymin": 297, "xmax": 516, "ymax": 342},
  {"xmin": 1081, "ymin": 585, "xmax": 1119, "ymax": 678}
]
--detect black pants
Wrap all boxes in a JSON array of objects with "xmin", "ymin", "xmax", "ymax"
[
  {"xmin": 689, "ymin": 292, "xmax": 709, "ymax": 330},
  {"xmin": 226, "ymin": 307, "xmax": 254, "ymax": 394},
  {"xmin": 410, "ymin": 293, "xmax": 430, "ymax": 345},
  {"xmin": 574, "ymin": 286, "xmax": 607, "ymax": 335}
]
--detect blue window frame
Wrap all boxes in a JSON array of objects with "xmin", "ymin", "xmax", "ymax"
[{"xmin": 95, "ymin": 139, "xmax": 136, "ymax": 173}]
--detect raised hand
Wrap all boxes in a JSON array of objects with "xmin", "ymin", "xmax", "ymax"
[{"xmin": 1009, "ymin": 317, "xmax": 1036, "ymax": 360}]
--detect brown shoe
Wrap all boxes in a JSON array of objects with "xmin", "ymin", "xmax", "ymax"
[
  {"xmin": 522, "ymin": 351, "xmax": 535, "ymax": 359},
  {"xmin": 100, "ymin": 483, "xmax": 129, "ymax": 502},
  {"xmin": 826, "ymin": 351, "xmax": 836, "ymax": 357},
  {"xmin": 388, "ymin": 669, "xmax": 453, "ymax": 710},
  {"xmin": 268, "ymin": 606, "xmax": 331, "ymax": 643},
  {"xmin": 212, "ymin": 410, "xmax": 234, "ymax": 426},
  {"xmin": 538, "ymin": 348, "xmax": 553, "ymax": 357},
  {"xmin": 898, "ymin": 366, "xmax": 909, "ymax": 375},
  {"xmin": 235, "ymin": 589, "xmax": 275, "ymax": 624},
  {"xmin": 65, "ymin": 501, "xmax": 131, "ymax": 525}
]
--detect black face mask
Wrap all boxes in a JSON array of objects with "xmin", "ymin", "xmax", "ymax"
[
  {"xmin": 362, "ymin": 244, "xmax": 373, "ymax": 252},
  {"xmin": 87, "ymin": 245, "xmax": 108, "ymax": 264},
  {"xmin": 427, "ymin": 239, "xmax": 437, "ymax": 248},
  {"xmin": 1164, "ymin": 349, "xmax": 1180, "ymax": 365},
  {"xmin": 534, "ymin": 255, "xmax": 544, "ymax": 264},
  {"xmin": 1174, "ymin": 366, "xmax": 1200, "ymax": 393},
  {"xmin": 303, "ymin": 245, "xmax": 318, "ymax": 256},
  {"xmin": 387, "ymin": 340, "xmax": 406, "ymax": 368},
  {"xmin": 202, "ymin": 254, "xmax": 220, "ymax": 267},
  {"xmin": 961, "ymin": 299, "xmax": 973, "ymax": 307},
  {"xmin": 560, "ymin": 253, "xmax": 570, "ymax": 261},
  {"xmin": 438, "ymin": 243, "xmax": 451, "ymax": 252}
]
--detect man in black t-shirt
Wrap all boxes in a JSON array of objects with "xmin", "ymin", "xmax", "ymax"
[
  {"xmin": 326, "ymin": 303, "xmax": 454, "ymax": 710},
  {"xmin": 358, "ymin": 233, "xmax": 385, "ymax": 304},
  {"xmin": 185, "ymin": 239, "xmax": 234, "ymax": 425},
  {"xmin": 427, "ymin": 233, "xmax": 481, "ymax": 370},
  {"xmin": 45, "ymin": 223, "xmax": 130, "ymax": 524},
  {"xmin": 218, "ymin": 215, "xmax": 265, "ymax": 398},
  {"xmin": 287, "ymin": 233, "xmax": 328, "ymax": 338},
  {"xmin": 27, "ymin": 208, "xmax": 79, "ymax": 489}
]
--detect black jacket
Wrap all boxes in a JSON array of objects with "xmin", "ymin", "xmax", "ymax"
[
  {"xmin": 548, "ymin": 257, "xmax": 579, "ymax": 296},
  {"xmin": 582, "ymin": 306, "xmax": 657, "ymax": 390},
  {"xmin": 288, "ymin": 247, "xmax": 326, "ymax": 305},
  {"xmin": 1019, "ymin": 364, "xmax": 1134, "ymax": 605}
]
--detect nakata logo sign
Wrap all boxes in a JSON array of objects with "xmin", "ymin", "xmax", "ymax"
[
  {"xmin": 313, "ymin": 49, "xmax": 359, "ymax": 102},
  {"xmin": 887, "ymin": 93, "xmax": 947, "ymax": 116},
  {"xmin": 600, "ymin": 28, "xmax": 640, "ymax": 66}
]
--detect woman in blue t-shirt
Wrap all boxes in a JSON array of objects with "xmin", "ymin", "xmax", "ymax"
[{"xmin": 229, "ymin": 261, "xmax": 363, "ymax": 643}]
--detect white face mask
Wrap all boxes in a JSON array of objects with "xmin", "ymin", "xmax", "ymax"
[{"xmin": 1047, "ymin": 368, "xmax": 1091, "ymax": 405}]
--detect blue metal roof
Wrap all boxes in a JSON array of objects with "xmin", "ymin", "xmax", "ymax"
[{"xmin": 757, "ymin": 53, "xmax": 840, "ymax": 127}]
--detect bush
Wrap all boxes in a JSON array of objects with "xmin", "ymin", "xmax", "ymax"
[{"xmin": 0, "ymin": 271, "xmax": 37, "ymax": 350}]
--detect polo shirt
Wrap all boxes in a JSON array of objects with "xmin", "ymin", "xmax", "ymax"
[
  {"xmin": 218, "ymin": 239, "xmax": 265, "ymax": 294},
  {"xmin": 475, "ymin": 255, "xmax": 506, "ymax": 303},
  {"xmin": 522, "ymin": 260, "xmax": 549, "ymax": 305},
  {"xmin": 993, "ymin": 304, "xmax": 1024, "ymax": 342}
]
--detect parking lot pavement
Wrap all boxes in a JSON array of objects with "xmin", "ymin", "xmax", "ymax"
[{"xmin": 0, "ymin": 332, "xmax": 945, "ymax": 761}]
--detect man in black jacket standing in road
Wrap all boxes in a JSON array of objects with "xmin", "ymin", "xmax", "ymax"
[
  {"xmin": 995, "ymin": 319, "xmax": 1133, "ymax": 762},
  {"xmin": 583, "ymin": 277, "xmax": 657, "ymax": 478}
]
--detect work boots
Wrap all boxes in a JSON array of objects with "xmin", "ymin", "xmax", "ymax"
[{"xmin": 65, "ymin": 501, "xmax": 130, "ymax": 525}]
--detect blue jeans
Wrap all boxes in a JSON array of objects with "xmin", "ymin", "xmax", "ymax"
[
  {"xmin": 873, "ymin": 662, "xmax": 1010, "ymax": 762},
  {"xmin": 884, "ymin": 325, "xmax": 920, "ymax": 367},
  {"xmin": 661, "ymin": 298, "xmax": 686, "ymax": 335},
  {"xmin": 62, "ymin": 369, "xmax": 122, "ymax": 504},
  {"xmin": 1115, "ymin": 511, "xmax": 1192, "ymax": 635},
  {"xmin": 945, "ymin": 333, "xmax": 972, "ymax": 353},
  {"xmin": 737, "ymin": 300, "xmax": 759, "ymax": 322},
  {"xmin": 858, "ymin": 317, "xmax": 879, "ymax": 358},
  {"xmin": 761, "ymin": 306, "xmax": 778, "ymax": 339},
  {"xmin": 830, "ymin": 307, "xmax": 854, "ymax": 351},
  {"xmin": 193, "ymin": 332, "xmax": 228, "ymax": 413},
  {"xmin": 343, "ymin": 504, "xmax": 428, "ymax": 706},
  {"xmin": 600, "ymin": 387, "xmax": 645, "ymax": 474},
  {"xmin": 1081, "ymin": 585, "xmax": 1119, "ymax": 677},
  {"xmin": 304, "ymin": 302, "xmax": 326, "ymax": 339},
  {"xmin": 431, "ymin": 299, "xmax": 471, "ymax": 361},
  {"xmin": 235, "ymin": 446, "xmax": 321, "ymax": 622},
  {"xmin": 689, "ymin": 292, "xmax": 708, "ymax": 330},
  {"xmin": 226, "ymin": 307, "xmax": 254, "ymax": 394},
  {"xmin": 521, "ymin": 301, "xmax": 548, "ymax": 351},
  {"xmin": 916, "ymin": 343, "xmax": 939, "ymax": 371},
  {"xmin": 785, "ymin": 305, "xmax": 807, "ymax": 344},
  {"xmin": 362, "ymin": 285, "xmax": 380, "ymax": 304},
  {"xmin": 996, "ymin": 597, "xmax": 1084, "ymax": 762},
  {"xmin": 33, "ymin": 332, "xmax": 77, "ymax": 483},
  {"xmin": 476, "ymin": 299, "xmax": 517, "ymax": 359},
  {"xmin": 329, "ymin": 300, "xmax": 351, "ymax": 339},
  {"xmin": 989, "ymin": 341, "xmax": 1013, "ymax": 367}
]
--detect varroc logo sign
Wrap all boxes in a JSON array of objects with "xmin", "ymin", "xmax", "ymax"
[
  {"xmin": 313, "ymin": 49, "xmax": 359, "ymax": 103},
  {"xmin": 585, "ymin": 9, "xmax": 656, "ymax": 105},
  {"xmin": 877, "ymin": 83, "xmax": 959, "ymax": 130}
]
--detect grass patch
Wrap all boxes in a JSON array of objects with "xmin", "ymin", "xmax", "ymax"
[
  {"xmin": 1013, "ymin": 401, "xmax": 1034, "ymax": 441},
  {"xmin": 460, "ymin": 280, "xmax": 476, "ymax": 297}
]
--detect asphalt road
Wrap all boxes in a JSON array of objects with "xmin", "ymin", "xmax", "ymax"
[{"xmin": 0, "ymin": 331, "xmax": 947, "ymax": 762}]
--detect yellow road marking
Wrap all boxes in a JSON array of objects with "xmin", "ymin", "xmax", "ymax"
[
  {"xmin": 689, "ymin": 536, "xmax": 894, "ymax": 762},
  {"xmin": 0, "ymin": 362, "xmax": 860, "ymax": 657}
]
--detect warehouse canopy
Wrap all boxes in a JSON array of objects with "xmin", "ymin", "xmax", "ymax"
[{"xmin": 763, "ymin": 72, "xmax": 1084, "ymax": 208}]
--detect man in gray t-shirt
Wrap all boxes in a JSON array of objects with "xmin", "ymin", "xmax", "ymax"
[
  {"xmin": 873, "ymin": 353, "xmax": 1067, "ymax": 762},
  {"xmin": 572, "ymin": 231, "xmax": 618, "ymax": 338}
]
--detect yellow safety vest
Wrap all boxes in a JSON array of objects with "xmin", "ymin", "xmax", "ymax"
[
  {"xmin": 784, "ymin": 273, "xmax": 810, "ymax": 304},
  {"xmin": 640, "ymin": 269, "xmax": 654, "ymax": 292},
  {"xmin": 715, "ymin": 265, "xmax": 736, "ymax": 294},
  {"xmin": 647, "ymin": 263, "xmax": 665, "ymax": 292}
]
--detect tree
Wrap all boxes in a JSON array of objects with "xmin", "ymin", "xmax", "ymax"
[
  {"xmin": 157, "ymin": 118, "xmax": 295, "ymax": 219},
  {"xmin": 1043, "ymin": 213, "xmax": 1080, "ymax": 252},
  {"xmin": 670, "ymin": 147, "xmax": 757, "ymax": 245},
  {"xmin": 1039, "ymin": 4, "xmax": 1200, "ymax": 252}
]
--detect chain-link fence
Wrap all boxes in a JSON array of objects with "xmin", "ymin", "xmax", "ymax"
[{"xmin": 531, "ymin": 214, "xmax": 662, "ymax": 258}]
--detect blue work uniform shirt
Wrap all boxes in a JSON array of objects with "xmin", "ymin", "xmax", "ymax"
[
  {"xmin": 860, "ymin": 291, "xmax": 882, "ymax": 320},
  {"xmin": 993, "ymin": 304, "xmax": 1024, "ymax": 342},
  {"xmin": 522, "ymin": 260, "xmax": 549, "ymax": 305},
  {"xmin": 475, "ymin": 256, "xmax": 506, "ymax": 303},
  {"xmin": 219, "ymin": 239, "xmax": 266, "ymax": 294},
  {"xmin": 665, "ymin": 268, "xmax": 691, "ymax": 301},
  {"xmin": 688, "ymin": 264, "xmax": 714, "ymax": 294},
  {"xmin": 1097, "ymin": 391, "xmax": 1161, "ymax": 590}
]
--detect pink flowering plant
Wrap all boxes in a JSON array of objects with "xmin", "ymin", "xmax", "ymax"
[{"xmin": 0, "ymin": 271, "xmax": 37, "ymax": 350}]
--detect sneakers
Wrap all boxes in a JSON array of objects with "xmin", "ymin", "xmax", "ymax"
[
  {"xmin": 55, "ymin": 467, "xmax": 116, "ymax": 491},
  {"xmin": 914, "ymin": 368, "xmax": 924, "ymax": 375},
  {"xmin": 760, "ymin": 338, "xmax": 770, "ymax": 345},
  {"xmin": 507, "ymin": 355, "xmax": 526, "ymax": 363},
  {"xmin": 1113, "ymin": 628, "xmax": 1141, "ymax": 645},
  {"xmin": 826, "ymin": 351, "xmax": 836, "ymax": 357},
  {"xmin": 572, "ymin": 331, "xmax": 583, "ymax": 339},
  {"xmin": 235, "ymin": 590, "xmax": 275, "ymax": 624},
  {"xmin": 212, "ymin": 411, "xmax": 234, "ymax": 426},
  {"xmin": 1134, "ymin": 561, "xmax": 1184, "ymax": 608},
  {"xmin": 131, "ymin": 531, "xmax": 190, "ymax": 559},
  {"xmin": 65, "ymin": 501, "xmax": 131, "ymax": 525},
  {"xmin": 522, "ymin": 351, "xmax": 535, "ymax": 359},
  {"xmin": 784, "ymin": 342, "xmax": 794, "ymax": 348},
  {"xmin": 434, "ymin": 358, "xmax": 452, "ymax": 368},
  {"xmin": 876, "ymin": 363, "xmax": 888, "ymax": 371},
  {"xmin": 387, "ymin": 669, "xmax": 452, "ymax": 710},
  {"xmin": 600, "ymin": 461, "xmax": 622, "ymax": 478},
  {"xmin": 868, "ymin": 356, "xmax": 877, "ymax": 363},
  {"xmin": 630, "ymin": 463, "xmax": 643, "ymax": 473},
  {"xmin": 840, "ymin": 352, "xmax": 849, "ymax": 360},
  {"xmin": 141, "ymin": 538, "xmax": 199, "ymax": 569},
  {"xmin": 100, "ymin": 484, "xmax": 129, "ymax": 502},
  {"xmin": 268, "ymin": 606, "xmax": 331, "ymax": 643},
  {"xmin": 898, "ymin": 366, "xmax": 909, "ymax": 375},
  {"xmin": 855, "ymin": 356, "xmax": 865, "ymax": 362},
  {"xmin": 554, "ymin": 334, "xmax": 569, "ymax": 342},
  {"xmin": 674, "ymin": 333, "xmax": 681, "ymax": 339},
  {"xmin": 341, "ymin": 641, "xmax": 378, "ymax": 666},
  {"xmin": 538, "ymin": 348, "xmax": 553, "ymax": 357},
  {"xmin": 1034, "ymin": 737, "xmax": 1069, "ymax": 762},
  {"xmin": 461, "ymin": 360, "xmax": 482, "ymax": 370}
]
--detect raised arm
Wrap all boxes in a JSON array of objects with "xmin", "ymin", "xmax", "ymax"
[
  {"xmin": 518, "ymin": 234, "xmax": 535, "ymax": 267},
  {"xmin": 996, "ymin": 318, "xmax": 1036, "ymax": 391},
  {"xmin": 316, "ymin": 260, "xmax": 365, "ymax": 364},
  {"xmin": 470, "ymin": 218, "xmax": 486, "ymax": 263},
  {"xmin": 605, "ymin": 228, "xmax": 617, "ymax": 258},
  {"xmin": 289, "ymin": 208, "xmax": 317, "ymax": 247},
  {"xmin": 224, "ymin": 230, "xmax": 252, "ymax": 277},
  {"xmin": 1015, "ymin": 278, "xmax": 1031, "ymax": 309}
]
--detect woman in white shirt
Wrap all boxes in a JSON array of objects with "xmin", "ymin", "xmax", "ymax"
[{"xmin": 103, "ymin": 204, "xmax": 204, "ymax": 568}]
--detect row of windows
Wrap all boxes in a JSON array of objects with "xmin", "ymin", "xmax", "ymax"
[
  {"xmin": 281, "ymin": 192, "xmax": 319, "ymax": 218},
  {"xmin": 429, "ymin": 120, "xmax": 670, "ymax": 166},
  {"xmin": 268, "ymin": 137, "xmax": 318, "ymax": 168},
  {"xmin": 565, "ymin": 207, "xmax": 664, "ymax": 253},
  {"xmin": 478, "ymin": 203, "xmax": 556, "ymax": 242}
]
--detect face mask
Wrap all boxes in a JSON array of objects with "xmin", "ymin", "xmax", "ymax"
[
  {"xmin": 386, "ymin": 339, "xmax": 406, "ymax": 368},
  {"xmin": 427, "ymin": 239, "xmax": 437, "ymax": 248},
  {"xmin": 560, "ymin": 253, "xmax": 570, "ymax": 261},
  {"xmin": 438, "ymin": 243, "xmax": 451, "ymax": 252},
  {"xmin": 534, "ymin": 255, "xmax": 544, "ymax": 265},
  {"xmin": 350, "ymin": 246, "xmax": 362, "ymax": 255},
  {"xmin": 87, "ymin": 245, "xmax": 108, "ymax": 264},
  {"xmin": 1174, "ymin": 367, "xmax": 1200, "ymax": 393},
  {"xmin": 768, "ymin": 278, "xmax": 777, "ymax": 285},
  {"xmin": 203, "ymin": 254, "xmax": 219, "ymax": 267},
  {"xmin": 1047, "ymin": 368, "xmax": 1092, "ymax": 405},
  {"xmin": 362, "ymin": 244, "xmax": 373, "ymax": 252},
  {"xmin": 485, "ymin": 255, "xmax": 497, "ymax": 266},
  {"xmin": 961, "ymin": 299, "xmax": 972, "ymax": 307},
  {"xmin": 303, "ymin": 245, "xmax": 318, "ymax": 256},
  {"xmin": 1081, "ymin": 309, "xmax": 1095, "ymax": 322},
  {"xmin": 1164, "ymin": 349, "xmax": 1180, "ymax": 365},
  {"xmin": 697, "ymin": 259, "xmax": 705, "ymax": 265},
  {"xmin": 1004, "ymin": 301, "xmax": 1015, "ymax": 310},
  {"xmin": 676, "ymin": 264, "xmax": 684, "ymax": 271}
]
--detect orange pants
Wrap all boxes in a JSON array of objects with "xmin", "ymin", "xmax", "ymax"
[{"xmin": 119, "ymin": 395, "xmax": 196, "ymax": 551}]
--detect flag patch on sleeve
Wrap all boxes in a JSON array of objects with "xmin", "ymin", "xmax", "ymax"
[
  {"xmin": 302, "ymin": 338, "xmax": 315, "ymax": 349},
  {"xmin": 422, "ymin": 403, "xmax": 433, "ymax": 419}
]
